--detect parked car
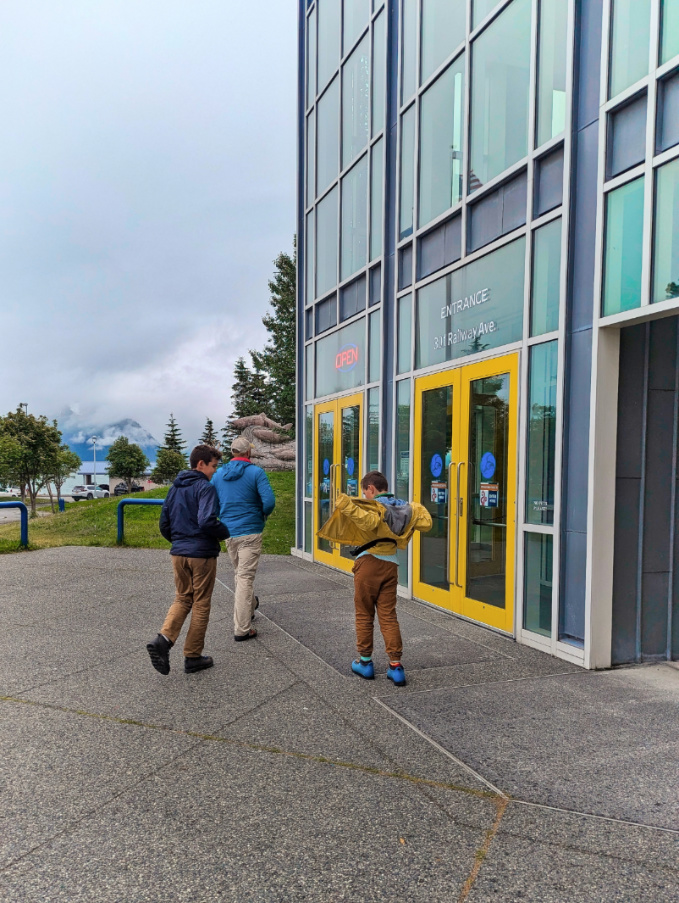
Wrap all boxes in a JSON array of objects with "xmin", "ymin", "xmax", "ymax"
[
  {"xmin": 98, "ymin": 484, "xmax": 110, "ymax": 492},
  {"xmin": 113, "ymin": 482, "xmax": 144, "ymax": 496},
  {"xmin": 71, "ymin": 485, "xmax": 109, "ymax": 501},
  {"xmin": 0, "ymin": 486, "xmax": 21, "ymax": 497}
]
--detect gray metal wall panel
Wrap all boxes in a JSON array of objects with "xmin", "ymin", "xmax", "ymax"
[
  {"xmin": 612, "ymin": 477, "xmax": 642, "ymax": 664},
  {"xmin": 616, "ymin": 323, "xmax": 646, "ymax": 480},
  {"xmin": 559, "ymin": 0, "xmax": 603, "ymax": 646},
  {"xmin": 564, "ymin": 328, "xmax": 592, "ymax": 535},
  {"xmin": 643, "ymin": 389, "xmax": 675, "ymax": 573},
  {"xmin": 382, "ymin": 0, "xmax": 398, "ymax": 482},
  {"xmin": 641, "ymin": 572, "xmax": 670, "ymax": 659}
]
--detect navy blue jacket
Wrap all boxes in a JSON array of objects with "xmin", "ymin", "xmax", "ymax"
[
  {"xmin": 159, "ymin": 469, "xmax": 229, "ymax": 557},
  {"xmin": 211, "ymin": 458, "xmax": 275, "ymax": 537}
]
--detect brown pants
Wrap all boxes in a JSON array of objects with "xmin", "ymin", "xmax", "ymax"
[
  {"xmin": 352, "ymin": 555, "xmax": 402, "ymax": 661},
  {"xmin": 160, "ymin": 556, "xmax": 218, "ymax": 658}
]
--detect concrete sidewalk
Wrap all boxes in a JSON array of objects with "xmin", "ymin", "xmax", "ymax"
[{"xmin": 0, "ymin": 548, "xmax": 677, "ymax": 902}]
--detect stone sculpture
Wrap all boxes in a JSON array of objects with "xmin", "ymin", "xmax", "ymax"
[{"xmin": 228, "ymin": 414, "xmax": 296, "ymax": 471}]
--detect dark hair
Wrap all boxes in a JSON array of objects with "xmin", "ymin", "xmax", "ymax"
[
  {"xmin": 190, "ymin": 444, "xmax": 223, "ymax": 469},
  {"xmin": 361, "ymin": 470, "xmax": 389, "ymax": 492}
]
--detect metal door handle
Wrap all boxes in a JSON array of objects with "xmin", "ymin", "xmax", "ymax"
[
  {"xmin": 447, "ymin": 462, "xmax": 456, "ymax": 586},
  {"xmin": 455, "ymin": 462, "xmax": 465, "ymax": 588}
]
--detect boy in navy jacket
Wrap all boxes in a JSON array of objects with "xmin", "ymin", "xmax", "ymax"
[{"xmin": 146, "ymin": 444, "xmax": 228, "ymax": 675}]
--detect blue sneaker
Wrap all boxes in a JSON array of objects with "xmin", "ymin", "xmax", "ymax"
[
  {"xmin": 387, "ymin": 663, "xmax": 407, "ymax": 686},
  {"xmin": 351, "ymin": 659, "xmax": 375, "ymax": 680}
]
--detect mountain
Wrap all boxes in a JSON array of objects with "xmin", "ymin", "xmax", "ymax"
[{"xmin": 61, "ymin": 418, "xmax": 159, "ymax": 468}]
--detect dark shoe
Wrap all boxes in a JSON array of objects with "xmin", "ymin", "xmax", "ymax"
[
  {"xmin": 184, "ymin": 655, "xmax": 214, "ymax": 673},
  {"xmin": 234, "ymin": 628, "xmax": 257, "ymax": 642},
  {"xmin": 351, "ymin": 659, "xmax": 375, "ymax": 680},
  {"xmin": 251, "ymin": 595, "xmax": 260, "ymax": 623},
  {"xmin": 146, "ymin": 634, "xmax": 172, "ymax": 675},
  {"xmin": 387, "ymin": 663, "xmax": 407, "ymax": 686}
]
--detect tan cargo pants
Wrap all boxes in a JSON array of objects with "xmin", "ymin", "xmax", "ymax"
[
  {"xmin": 228, "ymin": 533, "xmax": 263, "ymax": 637},
  {"xmin": 160, "ymin": 556, "xmax": 218, "ymax": 657},
  {"xmin": 352, "ymin": 555, "xmax": 402, "ymax": 661}
]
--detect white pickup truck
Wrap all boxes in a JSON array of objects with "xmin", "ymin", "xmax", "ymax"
[{"xmin": 71, "ymin": 485, "xmax": 110, "ymax": 501}]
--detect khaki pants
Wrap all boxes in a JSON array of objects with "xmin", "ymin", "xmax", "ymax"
[
  {"xmin": 228, "ymin": 533, "xmax": 263, "ymax": 636},
  {"xmin": 352, "ymin": 555, "xmax": 402, "ymax": 661},
  {"xmin": 160, "ymin": 556, "xmax": 218, "ymax": 658}
]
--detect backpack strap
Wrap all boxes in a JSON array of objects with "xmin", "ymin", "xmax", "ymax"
[{"xmin": 348, "ymin": 538, "xmax": 398, "ymax": 558}]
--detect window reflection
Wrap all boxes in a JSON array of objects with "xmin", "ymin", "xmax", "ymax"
[
  {"xmin": 526, "ymin": 341, "xmax": 557, "ymax": 526},
  {"xmin": 609, "ymin": 0, "xmax": 650, "ymax": 99},
  {"xmin": 536, "ymin": 0, "xmax": 567, "ymax": 147},
  {"xmin": 652, "ymin": 158, "xmax": 679, "ymax": 304},
  {"xmin": 602, "ymin": 177, "xmax": 644, "ymax": 316}
]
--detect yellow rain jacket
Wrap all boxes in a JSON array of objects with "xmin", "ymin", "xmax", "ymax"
[{"xmin": 317, "ymin": 494, "xmax": 432, "ymax": 556}]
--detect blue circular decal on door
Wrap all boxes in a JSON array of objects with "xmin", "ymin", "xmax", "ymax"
[
  {"xmin": 346, "ymin": 457, "xmax": 355, "ymax": 476},
  {"xmin": 323, "ymin": 458, "xmax": 330, "ymax": 476},
  {"xmin": 480, "ymin": 452, "xmax": 496, "ymax": 480},
  {"xmin": 430, "ymin": 453, "xmax": 443, "ymax": 478}
]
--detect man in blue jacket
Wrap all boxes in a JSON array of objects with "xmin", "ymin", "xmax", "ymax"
[
  {"xmin": 146, "ymin": 444, "xmax": 229, "ymax": 675},
  {"xmin": 212, "ymin": 436, "xmax": 275, "ymax": 641}
]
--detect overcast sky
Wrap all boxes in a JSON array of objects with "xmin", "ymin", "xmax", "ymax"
[{"xmin": 0, "ymin": 1, "xmax": 297, "ymax": 447}]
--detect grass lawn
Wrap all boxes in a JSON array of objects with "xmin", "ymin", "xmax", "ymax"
[{"xmin": 0, "ymin": 471, "xmax": 295, "ymax": 555}]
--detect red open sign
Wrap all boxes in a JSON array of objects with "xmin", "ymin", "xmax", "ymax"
[{"xmin": 335, "ymin": 343, "xmax": 359, "ymax": 372}]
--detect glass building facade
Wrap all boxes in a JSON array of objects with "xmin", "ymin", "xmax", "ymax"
[{"xmin": 296, "ymin": 0, "xmax": 679, "ymax": 668}]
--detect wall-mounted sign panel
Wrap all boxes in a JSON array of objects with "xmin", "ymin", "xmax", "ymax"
[
  {"xmin": 315, "ymin": 319, "xmax": 366, "ymax": 398},
  {"xmin": 415, "ymin": 237, "xmax": 525, "ymax": 370}
]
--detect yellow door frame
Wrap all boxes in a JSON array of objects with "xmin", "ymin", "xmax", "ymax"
[
  {"xmin": 413, "ymin": 353, "xmax": 518, "ymax": 633},
  {"xmin": 313, "ymin": 391, "xmax": 364, "ymax": 574}
]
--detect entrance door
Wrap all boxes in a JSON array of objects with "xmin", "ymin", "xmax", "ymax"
[
  {"xmin": 413, "ymin": 354, "xmax": 518, "ymax": 632},
  {"xmin": 314, "ymin": 392, "xmax": 363, "ymax": 572}
]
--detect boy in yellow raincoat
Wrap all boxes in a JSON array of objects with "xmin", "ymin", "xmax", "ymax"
[{"xmin": 317, "ymin": 470, "xmax": 432, "ymax": 686}]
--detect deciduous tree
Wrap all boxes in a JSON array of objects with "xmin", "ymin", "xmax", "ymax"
[
  {"xmin": 0, "ymin": 408, "xmax": 62, "ymax": 515},
  {"xmin": 106, "ymin": 436, "xmax": 150, "ymax": 490},
  {"xmin": 151, "ymin": 448, "xmax": 187, "ymax": 485}
]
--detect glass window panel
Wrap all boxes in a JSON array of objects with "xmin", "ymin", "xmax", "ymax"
[
  {"xmin": 306, "ymin": 210, "xmax": 315, "ymax": 304},
  {"xmin": 526, "ymin": 341, "xmax": 558, "ymax": 526},
  {"xmin": 370, "ymin": 138, "xmax": 384, "ymax": 260},
  {"xmin": 343, "ymin": 0, "xmax": 370, "ymax": 52},
  {"xmin": 418, "ymin": 385, "xmax": 453, "ymax": 590},
  {"xmin": 466, "ymin": 374, "xmax": 510, "ymax": 608},
  {"xmin": 340, "ymin": 275, "xmax": 366, "ymax": 320},
  {"xmin": 341, "ymin": 155, "xmax": 368, "ymax": 280},
  {"xmin": 469, "ymin": 0, "xmax": 531, "ymax": 189},
  {"xmin": 534, "ymin": 146, "xmax": 564, "ymax": 216},
  {"xmin": 397, "ymin": 293, "xmax": 412, "ymax": 374},
  {"xmin": 304, "ymin": 501, "xmax": 313, "ymax": 553},
  {"xmin": 306, "ymin": 111, "xmax": 315, "ymax": 208},
  {"xmin": 657, "ymin": 70, "xmax": 679, "ymax": 153},
  {"xmin": 419, "ymin": 58, "xmax": 465, "ymax": 228},
  {"xmin": 473, "ymin": 0, "xmax": 499, "ymax": 28},
  {"xmin": 316, "ymin": 318, "xmax": 366, "ymax": 396},
  {"xmin": 372, "ymin": 10, "xmax": 386, "ymax": 136},
  {"xmin": 369, "ymin": 309, "xmax": 381, "ymax": 382},
  {"xmin": 318, "ymin": 0, "xmax": 340, "ymax": 91},
  {"xmin": 305, "ymin": 406, "xmax": 314, "ymax": 497},
  {"xmin": 316, "ymin": 186, "xmax": 339, "ymax": 297},
  {"xmin": 609, "ymin": 0, "xmax": 651, "ymax": 99},
  {"xmin": 307, "ymin": 8, "xmax": 317, "ymax": 108},
  {"xmin": 531, "ymin": 218, "xmax": 561, "ymax": 336},
  {"xmin": 395, "ymin": 379, "xmax": 411, "ymax": 585},
  {"xmin": 342, "ymin": 36, "xmax": 370, "ymax": 168},
  {"xmin": 401, "ymin": 0, "xmax": 417, "ymax": 104},
  {"xmin": 415, "ymin": 237, "xmax": 526, "ymax": 369},
  {"xmin": 399, "ymin": 105, "xmax": 416, "ymax": 238},
  {"xmin": 524, "ymin": 533, "xmax": 553, "ymax": 637},
  {"xmin": 367, "ymin": 386, "xmax": 380, "ymax": 471},
  {"xmin": 305, "ymin": 343, "xmax": 314, "ymax": 400},
  {"xmin": 369, "ymin": 263, "xmax": 382, "ymax": 305},
  {"xmin": 399, "ymin": 243, "xmax": 413, "ymax": 289},
  {"xmin": 536, "ymin": 0, "xmax": 568, "ymax": 148},
  {"xmin": 421, "ymin": 0, "xmax": 465, "ymax": 85},
  {"xmin": 652, "ymin": 158, "xmax": 679, "ymax": 304},
  {"xmin": 661, "ymin": 0, "xmax": 679, "ymax": 64},
  {"xmin": 607, "ymin": 94, "xmax": 647, "ymax": 180},
  {"xmin": 317, "ymin": 77, "xmax": 339, "ymax": 196},
  {"xmin": 602, "ymin": 177, "xmax": 644, "ymax": 316}
]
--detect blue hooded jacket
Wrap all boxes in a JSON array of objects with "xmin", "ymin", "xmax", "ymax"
[
  {"xmin": 211, "ymin": 458, "xmax": 275, "ymax": 537},
  {"xmin": 159, "ymin": 469, "xmax": 228, "ymax": 557}
]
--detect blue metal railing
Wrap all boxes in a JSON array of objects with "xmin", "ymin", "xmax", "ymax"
[
  {"xmin": 117, "ymin": 498, "xmax": 164, "ymax": 544},
  {"xmin": 0, "ymin": 502, "xmax": 29, "ymax": 546}
]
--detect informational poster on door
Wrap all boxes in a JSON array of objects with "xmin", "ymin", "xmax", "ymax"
[
  {"xmin": 479, "ymin": 483, "xmax": 499, "ymax": 507},
  {"xmin": 431, "ymin": 481, "xmax": 447, "ymax": 504}
]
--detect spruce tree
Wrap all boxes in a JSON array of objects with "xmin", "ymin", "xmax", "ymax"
[
  {"xmin": 162, "ymin": 414, "xmax": 186, "ymax": 454},
  {"xmin": 221, "ymin": 420, "xmax": 239, "ymax": 456},
  {"xmin": 200, "ymin": 418, "xmax": 219, "ymax": 447},
  {"xmin": 231, "ymin": 357, "xmax": 253, "ymax": 420},
  {"xmin": 250, "ymin": 245, "xmax": 296, "ymax": 433}
]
